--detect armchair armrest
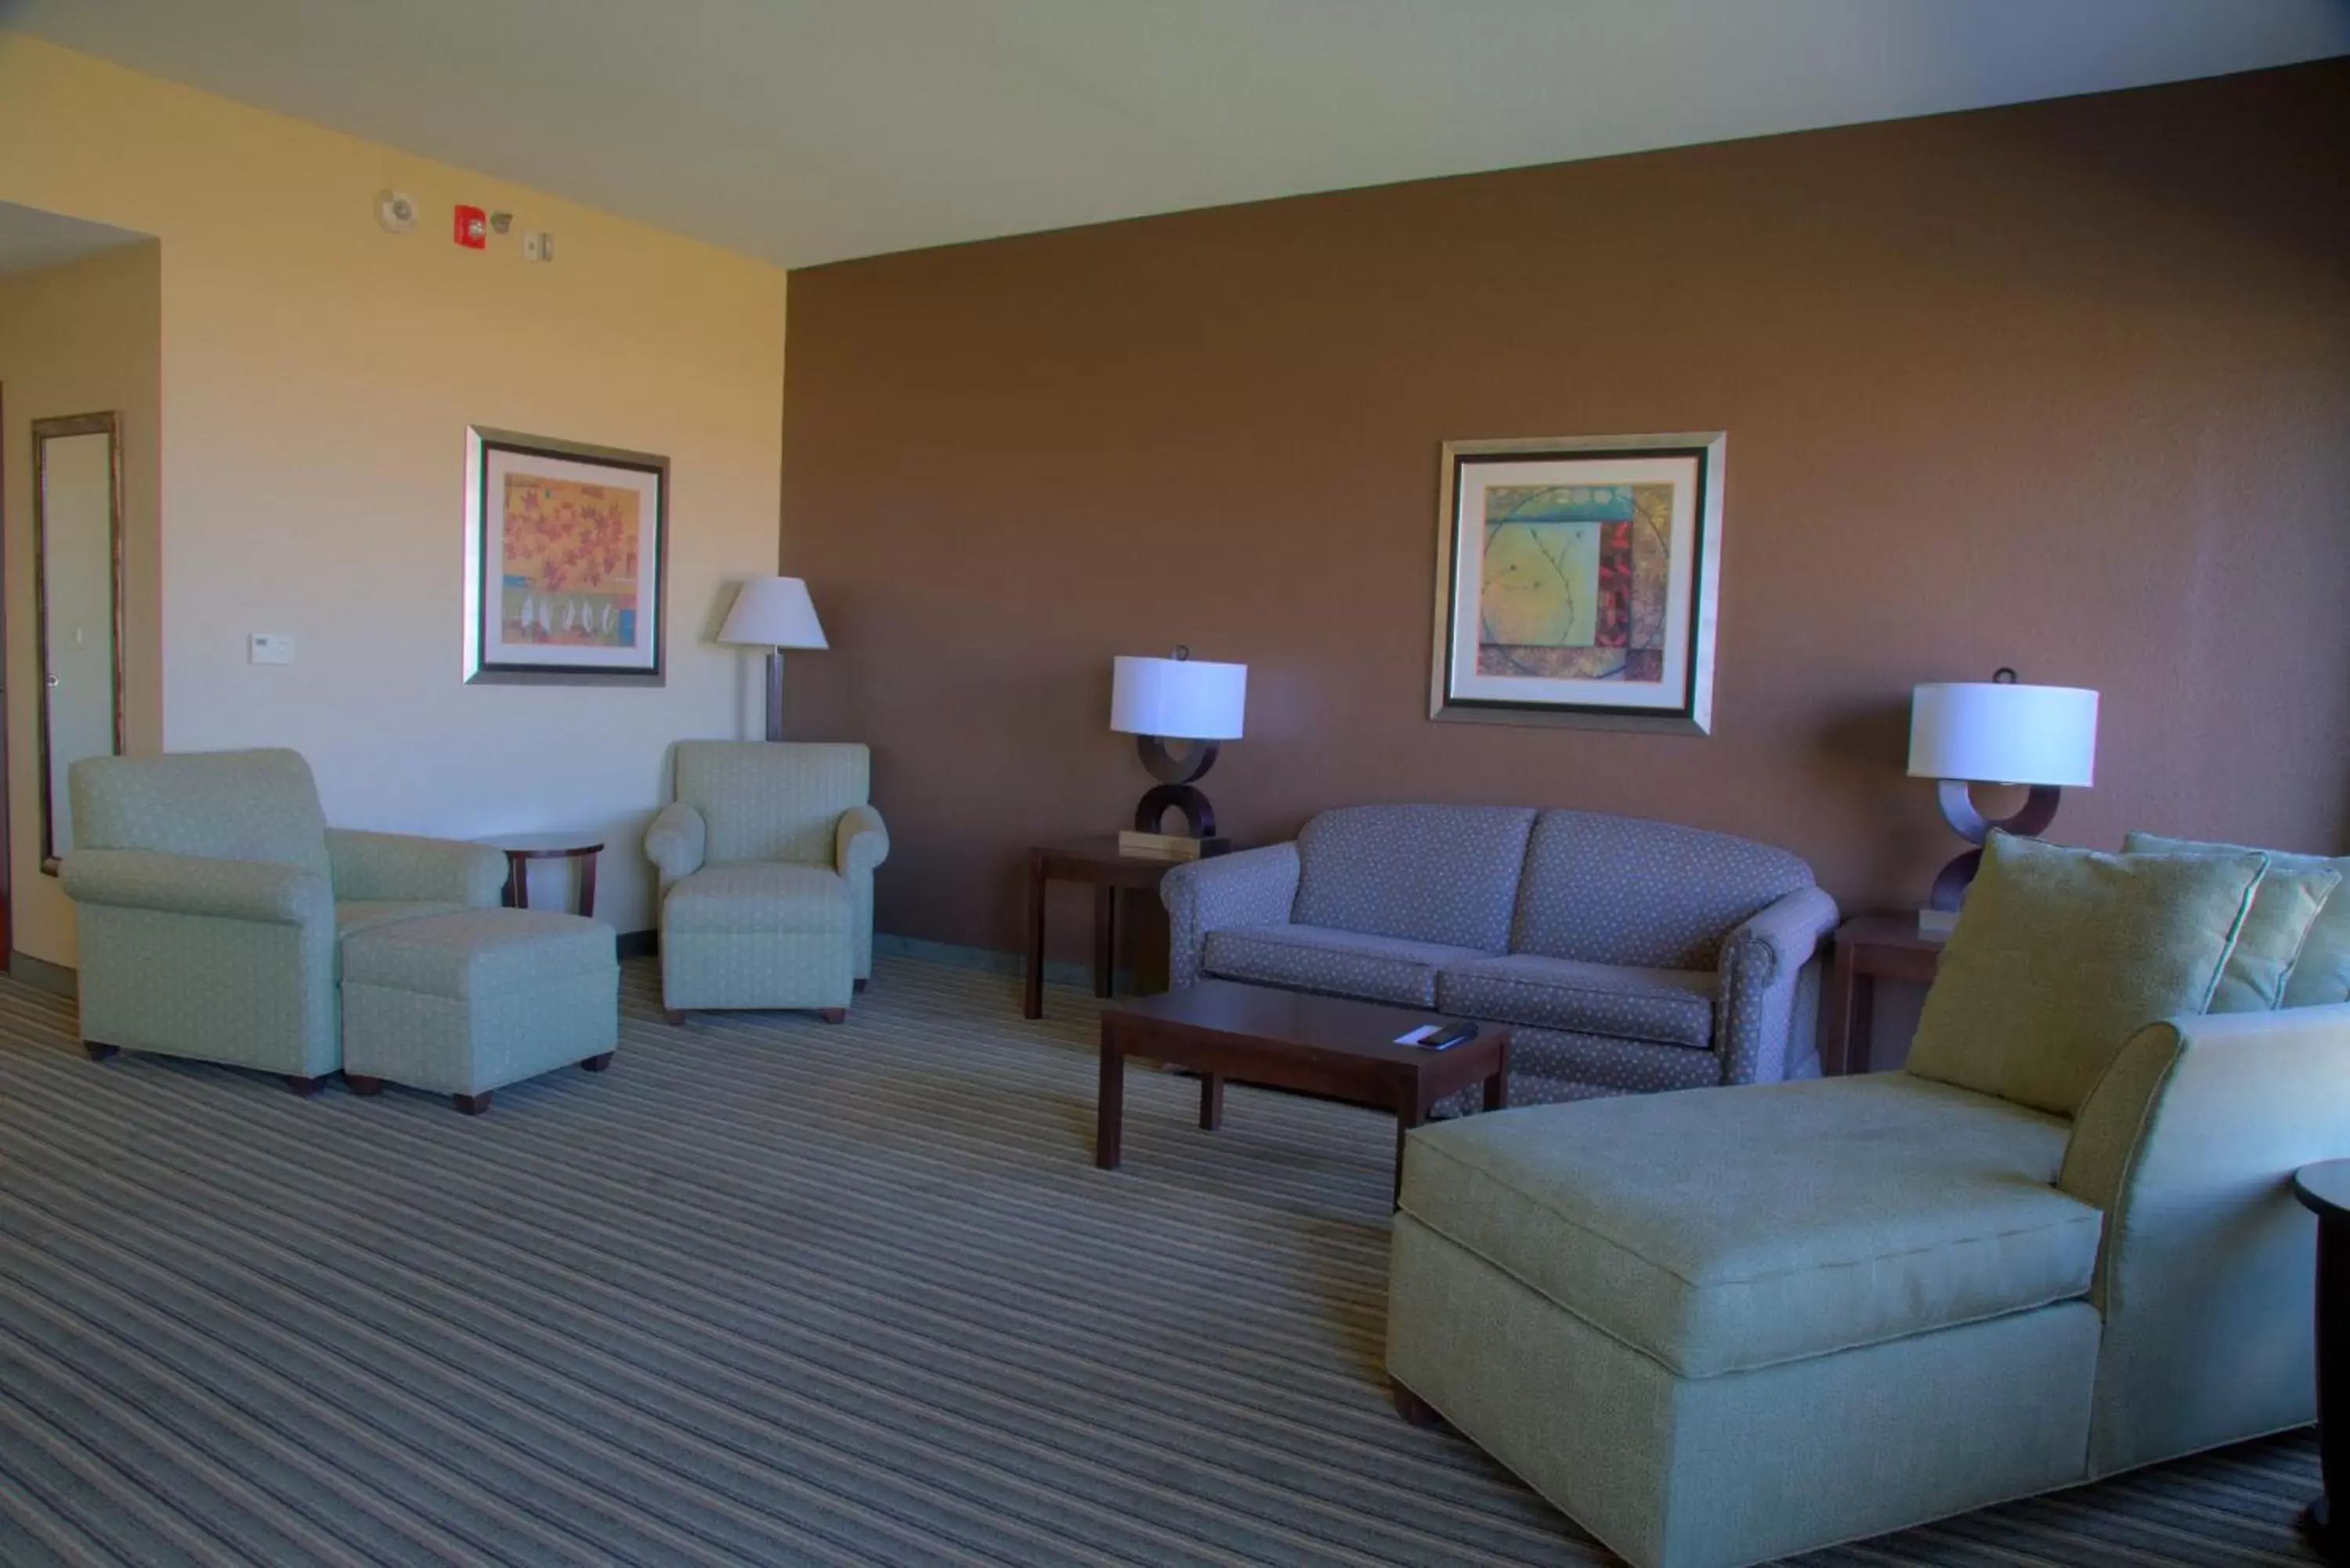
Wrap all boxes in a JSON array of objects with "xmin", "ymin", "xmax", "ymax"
[
  {"xmin": 325, "ymin": 828, "xmax": 506, "ymax": 907},
  {"xmin": 644, "ymin": 801, "xmax": 707, "ymax": 881},
  {"xmin": 2059, "ymin": 1003, "xmax": 2350, "ymax": 1474},
  {"xmin": 1715, "ymin": 885, "xmax": 1839, "ymax": 1083},
  {"xmin": 836, "ymin": 804, "xmax": 889, "ymax": 876},
  {"xmin": 60, "ymin": 847, "xmax": 333, "ymax": 928},
  {"xmin": 1159, "ymin": 842, "xmax": 1302, "ymax": 988}
]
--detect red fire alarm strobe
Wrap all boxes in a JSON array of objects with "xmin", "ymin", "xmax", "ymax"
[{"xmin": 454, "ymin": 205, "xmax": 487, "ymax": 249}]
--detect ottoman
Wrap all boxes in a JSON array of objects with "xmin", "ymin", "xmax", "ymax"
[{"xmin": 342, "ymin": 908, "xmax": 618, "ymax": 1113}]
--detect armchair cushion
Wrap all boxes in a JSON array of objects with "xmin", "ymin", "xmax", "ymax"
[
  {"xmin": 675, "ymin": 741, "xmax": 868, "ymax": 866},
  {"xmin": 664, "ymin": 863, "xmax": 850, "ymax": 936},
  {"xmin": 1401, "ymin": 1074, "xmax": 2095, "ymax": 1379},
  {"xmin": 324, "ymin": 828, "xmax": 506, "ymax": 908},
  {"xmin": 337, "ymin": 900, "xmax": 465, "ymax": 939},
  {"xmin": 1906, "ymin": 832, "xmax": 2269, "ymax": 1117},
  {"xmin": 1435, "ymin": 955, "xmax": 1715, "ymax": 1050},
  {"xmin": 1202, "ymin": 924, "xmax": 1484, "ymax": 1008},
  {"xmin": 69, "ymin": 747, "xmax": 330, "ymax": 876},
  {"xmin": 2124, "ymin": 831, "xmax": 2350, "ymax": 1008},
  {"xmin": 61, "ymin": 847, "xmax": 331, "ymax": 928}
]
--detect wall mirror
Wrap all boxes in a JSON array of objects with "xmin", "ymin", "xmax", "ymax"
[{"xmin": 32, "ymin": 411, "xmax": 125, "ymax": 873}]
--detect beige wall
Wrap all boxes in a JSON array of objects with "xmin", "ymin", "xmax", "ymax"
[
  {"xmin": 0, "ymin": 37, "xmax": 792, "ymax": 952},
  {"xmin": 0, "ymin": 240, "xmax": 162, "ymax": 966}
]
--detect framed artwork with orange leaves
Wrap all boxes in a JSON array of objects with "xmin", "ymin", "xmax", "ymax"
[
  {"xmin": 464, "ymin": 426, "xmax": 668, "ymax": 685},
  {"xmin": 1430, "ymin": 432, "xmax": 1723, "ymax": 735}
]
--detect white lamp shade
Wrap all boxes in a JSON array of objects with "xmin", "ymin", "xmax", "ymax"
[
  {"xmin": 718, "ymin": 576, "xmax": 827, "ymax": 649},
  {"xmin": 1110, "ymin": 656, "xmax": 1246, "ymax": 740},
  {"xmin": 1908, "ymin": 682, "xmax": 2098, "ymax": 787}
]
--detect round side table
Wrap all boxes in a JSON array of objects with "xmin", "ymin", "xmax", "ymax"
[
  {"xmin": 475, "ymin": 833, "xmax": 605, "ymax": 918},
  {"xmin": 2296, "ymin": 1158, "xmax": 2350, "ymax": 1563}
]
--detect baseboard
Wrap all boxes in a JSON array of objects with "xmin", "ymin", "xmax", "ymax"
[
  {"xmin": 871, "ymin": 931, "xmax": 1135, "ymax": 995},
  {"xmin": 9, "ymin": 951, "xmax": 78, "ymax": 999}
]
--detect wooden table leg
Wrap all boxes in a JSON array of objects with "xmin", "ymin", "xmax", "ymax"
[
  {"xmin": 577, "ymin": 851, "xmax": 598, "ymax": 919},
  {"xmin": 1484, "ymin": 1032, "xmax": 1511, "ymax": 1111},
  {"xmin": 502, "ymin": 851, "xmax": 526, "ymax": 909},
  {"xmin": 1394, "ymin": 1095, "xmax": 1426, "ymax": 1206},
  {"xmin": 1093, "ymin": 885, "xmax": 1116, "ymax": 999},
  {"xmin": 1095, "ymin": 1037, "xmax": 1125, "ymax": 1170},
  {"xmin": 1023, "ymin": 854, "xmax": 1047, "ymax": 1020},
  {"xmin": 1825, "ymin": 942, "xmax": 1873, "ymax": 1075},
  {"xmin": 2309, "ymin": 1213, "xmax": 2350, "ymax": 1559},
  {"xmin": 1199, "ymin": 1072, "xmax": 1224, "ymax": 1131}
]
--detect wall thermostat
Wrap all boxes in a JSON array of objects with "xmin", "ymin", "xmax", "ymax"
[{"xmin": 375, "ymin": 190, "xmax": 418, "ymax": 233}]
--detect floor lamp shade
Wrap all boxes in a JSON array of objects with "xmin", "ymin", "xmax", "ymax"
[
  {"xmin": 719, "ymin": 576, "xmax": 826, "ymax": 742},
  {"xmin": 718, "ymin": 576, "xmax": 827, "ymax": 651}
]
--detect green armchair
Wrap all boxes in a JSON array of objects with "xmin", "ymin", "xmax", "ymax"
[
  {"xmin": 60, "ymin": 749, "xmax": 507, "ymax": 1089},
  {"xmin": 645, "ymin": 742, "xmax": 888, "ymax": 1022}
]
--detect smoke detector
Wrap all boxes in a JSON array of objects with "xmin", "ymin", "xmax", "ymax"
[{"xmin": 375, "ymin": 190, "xmax": 418, "ymax": 233}]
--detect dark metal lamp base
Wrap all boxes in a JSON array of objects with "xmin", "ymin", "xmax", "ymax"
[
  {"xmin": 1133, "ymin": 735, "xmax": 1222, "ymax": 840},
  {"xmin": 1929, "ymin": 779, "xmax": 2064, "ymax": 911}
]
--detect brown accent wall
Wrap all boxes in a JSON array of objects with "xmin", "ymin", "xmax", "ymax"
[{"xmin": 780, "ymin": 60, "xmax": 2350, "ymax": 967}]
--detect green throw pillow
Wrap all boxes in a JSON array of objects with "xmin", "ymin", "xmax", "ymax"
[
  {"xmin": 2124, "ymin": 831, "xmax": 2350, "ymax": 1008},
  {"xmin": 2124, "ymin": 831, "xmax": 2345, "ymax": 1010},
  {"xmin": 1905, "ymin": 832, "xmax": 2266, "ymax": 1117}
]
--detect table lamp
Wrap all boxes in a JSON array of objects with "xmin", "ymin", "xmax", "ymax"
[
  {"xmin": 718, "ymin": 576, "xmax": 826, "ymax": 742},
  {"xmin": 1110, "ymin": 647, "xmax": 1246, "ymax": 860},
  {"xmin": 1907, "ymin": 668, "xmax": 2099, "ymax": 935}
]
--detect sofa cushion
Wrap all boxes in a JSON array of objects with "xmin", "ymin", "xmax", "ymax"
[
  {"xmin": 1907, "ymin": 833, "xmax": 2266, "ymax": 1117},
  {"xmin": 2125, "ymin": 831, "xmax": 2350, "ymax": 1009},
  {"xmin": 1510, "ymin": 809, "xmax": 1814, "ymax": 969},
  {"xmin": 1437, "ymin": 955, "xmax": 1715, "ymax": 1050},
  {"xmin": 1202, "ymin": 924, "xmax": 1488, "ymax": 1008},
  {"xmin": 663, "ymin": 863, "xmax": 851, "ymax": 936},
  {"xmin": 1401, "ymin": 1073, "xmax": 2098, "ymax": 1378},
  {"xmin": 1290, "ymin": 804, "xmax": 1534, "ymax": 954}
]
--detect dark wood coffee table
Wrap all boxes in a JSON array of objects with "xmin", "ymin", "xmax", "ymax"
[{"xmin": 1095, "ymin": 981, "xmax": 1510, "ymax": 1202}]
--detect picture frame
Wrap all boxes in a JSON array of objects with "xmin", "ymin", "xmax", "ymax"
[
  {"xmin": 1429, "ymin": 432, "xmax": 1724, "ymax": 735},
  {"xmin": 464, "ymin": 426, "xmax": 668, "ymax": 686}
]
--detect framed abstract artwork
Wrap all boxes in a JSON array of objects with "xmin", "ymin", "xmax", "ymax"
[
  {"xmin": 1429, "ymin": 432, "xmax": 1723, "ymax": 735},
  {"xmin": 463, "ymin": 427, "xmax": 668, "ymax": 685}
]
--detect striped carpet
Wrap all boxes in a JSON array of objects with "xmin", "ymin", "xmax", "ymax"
[{"xmin": 0, "ymin": 956, "xmax": 2321, "ymax": 1566}]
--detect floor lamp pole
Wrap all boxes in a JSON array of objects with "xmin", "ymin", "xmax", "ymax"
[{"xmin": 765, "ymin": 649, "xmax": 785, "ymax": 742}]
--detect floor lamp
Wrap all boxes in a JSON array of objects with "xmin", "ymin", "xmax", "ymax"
[{"xmin": 719, "ymin": 576, "xmax": 827, "ymax": 742}]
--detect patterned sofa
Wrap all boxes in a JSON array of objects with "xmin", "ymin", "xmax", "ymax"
[{"xmin": 1159, "ymin": 804, "xmax": 1838, "ymax": 1103}]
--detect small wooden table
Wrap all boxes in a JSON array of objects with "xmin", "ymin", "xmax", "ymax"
[
  {"xmin": 1024, "ymin": 836, "xmax": 1211, "ymax": 1018},
  {"xmin": 475, "ymin": 833, "xmax": 605, "ymax": 918},
  {"xmin": 1824, "ymin": 911, "xmax": 1946, "ymax": 1075},
  {"xmin": 2297, "ymin": 1160, "xmax": 2350, "ymax": 1562},
  {"xmin": 1095, "ymin": 981, "xmax": 1510, "ymax": 1202}
]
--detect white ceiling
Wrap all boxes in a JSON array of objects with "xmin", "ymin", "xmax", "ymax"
[
  {"xmin": 0, "ymin": 200, "xmax": 150, "ymax": 277},
  {"xmin": 6, "ymin": 0, "xmax": 2346, "ymax": 269}
]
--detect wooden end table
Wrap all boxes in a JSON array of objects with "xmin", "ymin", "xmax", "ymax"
[
  {"xmin": 1024, "ymin": 836, "xmax": 1218, "ymax": 1018},
  {"xmin": 2298, "ymin": 1160, "xmax": 2350, "ymax": 1562},
  {"xmin": 1824, "ymin": 911, "xmax": 1946, "ymax": 1075},
  {"xmin": 475, "ymin": 833, "xmax": 605, "ymax": 918},
  {"xmin": 1096, "ymin": 980, "xmax": 1509, "ymax": 1203}
]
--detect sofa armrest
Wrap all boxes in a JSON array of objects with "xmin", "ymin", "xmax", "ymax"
[
  {"xmin": 835, "ymin": 804, "xmax": 889, "ymax": 877},
  {"xmin": 1715, "ymin": 885, "xmax": 1839, "ymax": 1083},
  {"xmin": 326, "ymin": 828, "xmax": 507, "ymax": 907},
  {"xmin": 2059, "ymin": 1003, "xmax": 2350, "ymax": 1474},
  {"xmin": 1159, "ymin": 842, "xmax": 1302, "ymax": 988},
  {"xmin": 60, "ymin": 847, "xmax": 333, "ymax": 928},
  {"xmin": 645, "ymin": 802, "xmax": 707, "ymax": 881}
]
